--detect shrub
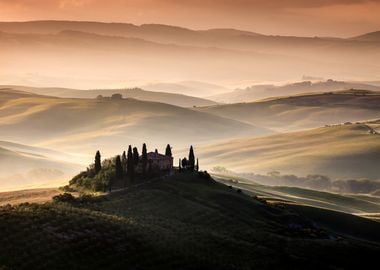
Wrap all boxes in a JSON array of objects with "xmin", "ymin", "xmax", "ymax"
[{"xmin": 53, "ymin": 193, "xmax": 75, "ymax": 203}]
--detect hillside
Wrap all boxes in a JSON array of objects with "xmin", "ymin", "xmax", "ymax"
[
  {"xmin": 209, "ymin": 80, "xmax": 380, "ymax": 103},
  {"xmin": 0, "ymin": 142, "xmax": 81, "ymax": 191},
  {"xmin": 0, "ymin": 89, "xmax": 268, "ymax": 155},
  {"xmin": 214, "ymin": 175, "xmax": 380, "ymax": 215},
  {"xmin": 194, "ymin": 123, "xmax": 380, "ymax": 180},
  {"xmin": 352, "ymin": 31, "xmax": 380, "ymax": 42},
  {"xmin": 197, "ymin": 90, "xmax": 380, "ymax": 132},
  {"xmin": 0, "ymin": 173, "xmax": 379, "ymax": 269},
  {"xmin": 0, "ymin": 85, "xmax": 218, "ymax": 107},
  {"xmin": 140, "ymin": 81, "xmax": 229, "ymax": 97}
]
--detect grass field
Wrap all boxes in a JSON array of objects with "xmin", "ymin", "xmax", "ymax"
[
  {"xmin": 196, "ymin": 123, "xmax": 380, "ymax": 179},
  {"xmin": 213, "ymin": 174, "xmax": 380, "ymax": 216},
  {"xmin": 0, "ymin": 173, "xmax": 379, "ymax": 269},
  {"xmin": 197, "ymin": 90, "xmax": 380, "ymax": 132}
]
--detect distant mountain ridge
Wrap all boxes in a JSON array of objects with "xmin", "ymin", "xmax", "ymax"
[{"xmin": 1, "ymin": 21, "xmax": 380, "ymax": 89}]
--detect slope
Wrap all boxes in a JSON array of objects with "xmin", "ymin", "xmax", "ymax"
[
  {"xmin": 0, "ymin": 145, "xmax": 80, "ymax": 191},
  {"xmin": 0, "ymin": 89, "xmax": 268, "ymax": 155},
  {"xmin": 214, "ymin": 175, "xmax": 380, "ymax": 215},
  {"xmin": 209, "ymin": 80, "xmax": 380, "ymax": 103},
  {"xmin": 195, "ymin": 123, "xmax": 380, "ymax": 180},
  {"xmin": 198, "ymin": 89, "xmax": 380, "ymax": 132},
  {"xmin": 0, "ymin": 173, "xmax": 379, "ymax": 270},
  {"xmin": 0, "ymin": 85, "xmax": 218, "ymax": 108}
]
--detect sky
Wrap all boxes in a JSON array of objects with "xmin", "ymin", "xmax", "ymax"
[{"xmin": 0, "ymin": 0, "xmax": 380, "ymax": 37}]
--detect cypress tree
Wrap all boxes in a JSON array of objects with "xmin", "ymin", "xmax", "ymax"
[
  {"xmin": 95, "ymin": 150, "xmax": 101, "ymax": 174},
  {"xmin": 188, "ymin": 146, "xmax": 195, "ymax": 170},
  {"xmin": 127, "ymin": 145, "xmax": 134, "ymax": 182},
  {"xmin": 142, "ymin": 143, "xmax": 148, "ymax": 174},
  {"xmin": 165, "ymin": 144, "xmax": 172, "ymax": 157},
  {"xmin": 133, "ymin": 147, "xmax": 139, "ymax": 166},
  {"xmin": 196, "ymin": 158, "xmax": 199, "ymax": 171},
  {"xmin": 121, "ymin": 151, "xmax": 127, "ymax": 173},
  {"xmin": 115, "ymin": 155, "xmax": 123, "ymax": 179}
]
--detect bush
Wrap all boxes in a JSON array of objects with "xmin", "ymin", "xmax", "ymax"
[{"xmin": 52, "ymin": 193, "xmax": 75, "ymax": 203}]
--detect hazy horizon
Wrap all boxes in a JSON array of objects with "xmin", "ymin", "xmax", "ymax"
[{"xmin": 1, "ymin": 0, "xmax": 380, "ymax": 37}]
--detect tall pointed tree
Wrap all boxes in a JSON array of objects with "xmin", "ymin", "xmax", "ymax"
[
  {"xmin": 165, "ymin": 144, "xmax": 172, "ymax": 157},
  {"xmin": 127, "ymin": 145, "xmax": 134, "ymax": 182},
  {"xmin": 95, "ymin": 150, "xmax": 101, "ymax": 174},
  {"xmin": 196, "ymin": 158, "xmax": 199, "ymax": 171},
  {"xmin": 133, "ymin": 147, "xmax": 139, "ymax": 166},
  {"xmin": 188, "ymin": 145, "xmax": 195, "ymax": 171},
  {"xmin": 142, "ymin": 143, "xmax": 148, "ymax": 174},
  {"xmin": 121, "ymin": 151, "xmax": 127, "ymax": 173},
  {"xmin": 115, "ymin": 155, "xmax": 123, "ymax": 179}
]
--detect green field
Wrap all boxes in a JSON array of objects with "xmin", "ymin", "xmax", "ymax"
[{"xmin": 1, "ymin": 173, "xmax": 379, "ymax": 269}]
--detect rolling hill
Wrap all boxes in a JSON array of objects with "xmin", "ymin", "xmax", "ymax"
[
  {"xmin": 214, "ymin": 175, "xmax": 380, "ymax": 215},
  {"xmin": 0, "ymin": 144, "xmax": 80, "ymax": 191},
  {"xmin": 209, "ymin": 80, "xmax": 380, "ymax": 103},
  {"xmin": 197, "ymin": 89, "xmax": 380, "ymax": 132},
  {"xmin": 193, "ymin": 123, "xmax": 380, "ymax": 180},
  {"xmin": 0, "ymin": 89, "xmax": 268, "ymax": 156},
  {"xmin": 352, "ymin": 31, "xmax": 380, "ymax": 42},
  {"xmin": 0, "ymin": 173, "xmax": 379, "ymax": 269},
  {"xmin": 0, "ymin": 85, "xmax": 219, "ymax": 107},
  {"xmin": 139, "ymin": 81, "xmax": 229, "ymax": 97}
]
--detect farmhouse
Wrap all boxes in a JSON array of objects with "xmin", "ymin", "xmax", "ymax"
[{"xmin": 147, "ymin": 150, "xmax": 173, "ymax": 170}]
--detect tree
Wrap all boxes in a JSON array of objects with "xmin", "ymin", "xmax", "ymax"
[
  {"xmin": 95, "ymin": 151, "xmax": 101, "ymax": 174},
  {"xmin": 121, "ymin": 151, "xmax": 127, "ymax": 173},
  {"xmin": 196, "ymin": 158, "xmax": 199, "ymax": 171},
  {"xmin": 142, "ymin": 143, "xmax": 148, "ymax": 174},
  {"xmin": 133, "ymin": 147, "xmax": 139, "ymax": 166},
  {"xmin": 182, "ymin": 158, "xmax": 188, "ymax": 168},
  {"xmin": 127, "ymin": 145, "xmax": 134, "ymax": 182},
  {"xmin": 165, "ymin": 144, "xmax": 172, "ymax": 157},
  {"xmin": 115, "ymin": 155, "xmax": 123, "ymax": 179},
  {"xmin": 188, "ymin": 146, "xmax": 195, "ymax": 170}
]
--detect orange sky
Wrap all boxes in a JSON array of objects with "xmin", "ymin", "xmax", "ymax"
[{"xmin": 1, "ymin": 0, "xmax": 380, "ymax": 37}]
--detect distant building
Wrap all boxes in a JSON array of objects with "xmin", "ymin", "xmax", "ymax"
[
  {"xmin": 111, "ymin": 93, "xmax": 123, "ymax": 100},
  {"xmin": 147, "ymin": 152, "xmax": 173, "ymax": 170}
]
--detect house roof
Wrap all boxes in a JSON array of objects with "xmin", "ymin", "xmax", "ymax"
[{"xmin": 147, "ymin": 152, "xmax": 172, "ymax": 159}]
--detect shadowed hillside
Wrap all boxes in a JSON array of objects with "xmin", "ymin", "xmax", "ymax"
[{"xmin": 0, "ymin": 173, "xmax": 379, "ymax": 269}]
